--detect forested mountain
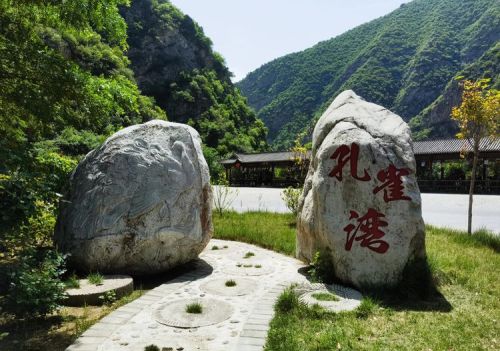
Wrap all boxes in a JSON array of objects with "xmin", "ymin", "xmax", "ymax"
[
  {"xmin": 121, "ymin": 0, "xmax": 267, "ymax": 159},
  {"xmin": 0, "ymin": 0, "xmax": 265, "ymax": 241},
  {"xmin": 238, "ymin": 0, "xmax": 500, "ymax": 148}
]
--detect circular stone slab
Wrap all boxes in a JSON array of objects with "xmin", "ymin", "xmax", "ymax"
[
  {"xmin": 154, "ymin": 298, "xmax": 234, "ymax": 328},
  {"xmin": 300, "ymin": 283, "xmax": 363, "ymax": 312},
  {"xmin": 199, "ymin": 278, "xmax": 257, "ymax": 296},
  {"xmin": 65, "ymin": 275, "xmax": 133, "ymax": 306}
]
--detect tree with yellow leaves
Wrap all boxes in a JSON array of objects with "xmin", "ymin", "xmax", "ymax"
[{"xmin": 451, "ymin": 79, "xmax": 500, "ymax": 234}]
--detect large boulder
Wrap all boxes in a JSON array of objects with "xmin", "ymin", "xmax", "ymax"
[
  {"xmin": 55, "ymin": 120, "xmax": 213, "ymax": 275},
  {"xmin": 297, "ymin": 91, "xmax": 425, "ymax": 288}
]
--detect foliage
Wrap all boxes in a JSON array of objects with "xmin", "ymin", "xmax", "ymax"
[
  {"xmin": 212, "ymin": 174, "xmax": 239, "ymax": 216},
  {"xmin": 144, "ymin": 346, "xmax": 160, "ymax": 351},
  {"xmin": 275, "ymin": 287, "xmax": 300, "ymax": 314},
  {"xmin": 3, "ymin": 249, "xmax": 67, "ymax": 318},
  {"xmin": 185, "ymin": 302, "xmax": 203, "ymax": 314},
  {"xmin": 238, "ymin": 0, "xmax": 500, "ymax": 147},
  {"xmin": 64, "ymin": 273, "xmax": 80, "ymax": 289},
  {"xmin": 0, "ymin": 0, "xmax": 166, "ymax": 245},
  {"xmin": 451, "ymin": 78, "xmax": 499, "ymax": 233},
  {"xmin": 225, "ymin": 280, "xmax": 237, "ymax": 287},
  {"xmin": 98, "ymin": 290, "xmax": 117, "ymax": 306},
  {"xmin": 451, "ymin": 79, "xmax": 499, "ymax": 141},
  {"xmin": 308, "ymin": 250, "xmax": 335, "ymax": 284},
  {"xmin": 280, "ymin": 187, "xmax": 302, "ymax": 216},
  {"xmin": 87, "ymin": 272, "xmax": 104, "ymax": 285},
  {"xmin": 354, "ymin": 298, "xmax": 378, "ymax": 320},
  {"xmin": 123, "ymin": 0, "xmax": 267, "ymax": 159}
]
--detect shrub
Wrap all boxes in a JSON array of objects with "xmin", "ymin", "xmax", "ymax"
[
  {"xmin": 99, "ymin": 290, "xmax": 117, "ymax": 306},
  {"xmin": 2, "ymin": 200, "xmax": 56, "ymax": 257},
  {"xmin": 275, "ymin": 287, "xmax": 300, "ymax": 313},
  {"xmin": 144, "ymin": 345, "xmax": 160, "ymax": 351},
  {"xmin": 225, "ymin": 279, "xmax": 237, "ymax": 287},
  {"xmin": 185, "ymin": 302, "xmax": 203, "ymax": 314},
  {"xmin": 64, "ymin": 272, "xmax": 80, "ymax": 289},
  {"xmin": 87, "ymin": 272, "xmax": 104, "ymax": 285},
  {"xmin": 356, "ymin": 297, "xmax": 378, "ymax": 319},
  {"xmin": 4, "ymin": 249, "xmax": 67, "ymax": 318},
  {"xmin": 243, "ymin": 251, "xmax": 255, "ymax": 258},
  {"xmin": 213, "ymin": 173, "xmax": 239, "ymax": 216},
  {"xmin": 308, "ymin": 250, "xmax": 335, "ymax": 284},
  {"xmin": 280, "ymin": 187, "xmax": 302, "ymax": 216}
]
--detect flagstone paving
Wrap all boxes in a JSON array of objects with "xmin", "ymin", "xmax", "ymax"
[{"xmin": 66, "ymin": 239, "xmax": 362, "ymax": 351}]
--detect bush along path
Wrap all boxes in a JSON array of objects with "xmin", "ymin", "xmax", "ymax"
[{"xmin": 66, "ymin": 239, "xmax": 362, "ymax": 351}]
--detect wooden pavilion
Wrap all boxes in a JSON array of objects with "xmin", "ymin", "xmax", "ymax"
[{"xmin": 220, "ymin": 138, "xmax": 500, "ymax": 194}]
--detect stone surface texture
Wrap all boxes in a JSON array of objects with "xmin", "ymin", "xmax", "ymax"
[
  {"xmin": 55, "ymin": 120, "xmax": 213, "ymax": 275},
  {"xmin": 297, "ymin": 90, "xmax": 426, "ymax": 288}
]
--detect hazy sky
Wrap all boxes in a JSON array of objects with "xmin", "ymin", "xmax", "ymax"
[{"xmin": 170, "ymin": 0, "xmax": 412, "ymax": 81}]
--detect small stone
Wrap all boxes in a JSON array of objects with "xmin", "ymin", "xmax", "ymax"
[{"xmin": 230, "ymin": 319, "xmax": 240, "ymax": 323}]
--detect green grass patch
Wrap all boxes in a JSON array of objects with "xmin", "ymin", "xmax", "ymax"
[
  {"xmin": 311, "ymin": 292, "xmax": 339, "ymax": 302},
  {"xmin": 214, "ymin": 211, "xmax": 499, "ymax": 351},
  {"xmin": 64, "ymin": 273, "xmax": 80, "ymax": 289},
  {"xmin": 213, "ymin": 211, "xmax": 296, "ymax": 255},
  {"xmin": 243, "ymin": 251, "xmax": 255, "ymax": 259},
  {"xmin": 185, "ymin": 303, "xmax": 203, "ymax": 314},
  {"xmin": 86, "ymin": 272, "xmax": 103, "ymax": 285},
  {"xmin": 225, "ymin": 280, "xmax": 237, "ymax": 287}
]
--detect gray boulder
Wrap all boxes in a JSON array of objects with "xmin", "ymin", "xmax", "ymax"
[
  {"xmin": 297, "ymin": 91, "xmax": 425, "ymax": 288},
  {"xmin": 55, "ymin": 120, "xmax": 213, "ymax": 275}
]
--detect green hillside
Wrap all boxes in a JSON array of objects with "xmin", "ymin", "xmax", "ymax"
[
  {"xmin": 121, "ymin": 0, "xmax": 267, "ymax": 159},
  {"xmin": 238, "ymin": 0, "xmax": 500, "ymax": 148},
  {"xmin": 0, "ymin": 0, "xmax": 266, "ymax": 240}
]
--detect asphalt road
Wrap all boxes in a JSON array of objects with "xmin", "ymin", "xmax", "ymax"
[{"xmin": 213, "ymin": 186, "xmax": 500, "ymax": 234}]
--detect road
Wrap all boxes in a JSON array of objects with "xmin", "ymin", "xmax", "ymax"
[{"xmin": 213, "ymin": 186, "xmax": 500, "ymax": 234}]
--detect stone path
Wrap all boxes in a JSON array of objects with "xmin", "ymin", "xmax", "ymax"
[{"xmin": 66, "ymin": 239, "xmax": 310, "ymax": 351}]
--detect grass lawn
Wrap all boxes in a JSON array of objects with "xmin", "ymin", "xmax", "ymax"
[{"xmin": 214, "ymin": 212, "xmax": 500, "ymax": 351}]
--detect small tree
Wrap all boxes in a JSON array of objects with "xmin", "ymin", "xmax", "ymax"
[
  {"xmin": 451, "ymin": 79, "xmax": 499, "ymax": 234},
  {"xmin": 212, "ymin": 172, "xmax": 239, "ymax": 216}
]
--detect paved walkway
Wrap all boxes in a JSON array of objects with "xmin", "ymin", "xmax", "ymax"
[
  {"xmin": 215, "ymin": 186, "xmax": 500, "ymax": 234},
  {"xmin": 67, "ymin": 239, "xmax": 309, "ymax": 351}
]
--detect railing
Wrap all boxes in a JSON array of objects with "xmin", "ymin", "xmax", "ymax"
[
  {"xmin": 229, "ymin": 176, "xmax": 500, "ymax": 194},
  {"xmin": 416, "ymin": 180, "xmax": 500, "ymax": 195}
]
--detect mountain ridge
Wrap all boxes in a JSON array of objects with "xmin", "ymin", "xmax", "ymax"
[{"xmin": 238, "ymin": 0, "xmax": 500, "ymax": 148}]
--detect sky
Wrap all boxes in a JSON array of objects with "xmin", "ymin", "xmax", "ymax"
[{"xmin": 170, "ymin": 0, "xmax": 412, "ymax": 82}]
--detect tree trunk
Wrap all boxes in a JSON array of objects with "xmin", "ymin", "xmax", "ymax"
[{"xmin": 468, "ymin": 139, "xmax": 480, "ymax": 235}]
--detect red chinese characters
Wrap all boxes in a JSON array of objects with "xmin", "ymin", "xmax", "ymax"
[
  {"xmin": 343, "ymin": 209, "xmax": 389, "ymax": 254},
  {"xmin": 372, "ymin": 165, "xmax": 411, "ymax": 202},
  {"xmin": 329, "ymin": 143, "xmax": 371, "ymax": 181}
]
